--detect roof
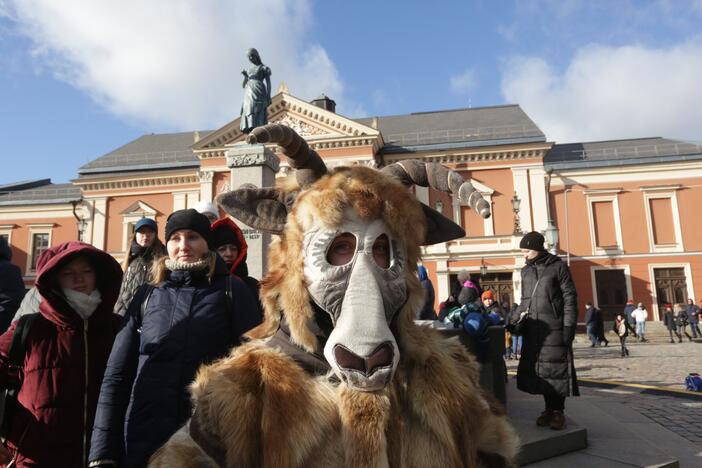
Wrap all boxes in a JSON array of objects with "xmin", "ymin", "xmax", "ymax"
[
  {"xmin": 0, "ymin": 179, "xmax": 51, "ymax": 193},
  {"xmin": 0, "ymin": 182, "xmax": 81, "ymax": 206},
  {"xmin": 78, "ymin": 131, "xmax": 212, "ymax": 175},
  {"xmin": 544, "ymin": 137, "xmax": 702, "ymax": 170},
  {"xmin": 355, "ymin": 104, "xmax": 546, "ymax": 152}
]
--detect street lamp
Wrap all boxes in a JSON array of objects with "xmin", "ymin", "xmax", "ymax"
[
  {"xmin": 480, "ymin": 258, "xmax": 488, "ymax": 276},
  {"xmin": 435, "ymin": 200, "xmax": 443, "ymax": 212},
  {"xmin": 544, "ymin": 219, "xmax": 559, "ymax": 254},
  {"xmin": 511, "ymin": 193, "xmax": 522, "ymax": 234}
]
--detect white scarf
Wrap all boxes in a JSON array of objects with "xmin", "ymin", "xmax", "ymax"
[
  {"xmin": 165, "ymin": 258, "xmax": 209, "ymax": 271},
  {"xmin": 62, "ymin": 288, "xmax": 102, "ymax": 320}
]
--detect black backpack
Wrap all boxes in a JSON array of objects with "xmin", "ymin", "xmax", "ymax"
[{"xmin": 0, "ymin": 313, "xmax": 39, "ymax": 443}]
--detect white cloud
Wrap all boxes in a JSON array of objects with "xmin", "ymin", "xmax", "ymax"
[
  {"xmin": 1, "ymin": 0, "xmax": 359, "ymax": 129},
  {"xmin": 501, "ymin": 42, "xmax": 702, "ymax": 143},
  {"xmin": 449, "ymin": 68, "xmax": 476, "ymax": 95}
]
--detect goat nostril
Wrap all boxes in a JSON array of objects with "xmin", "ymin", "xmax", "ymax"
[
  {"xmin": 333, "ymin": 345, "xmax": 366, "ymax": 372},
  {"xmin": 366, "ymin": 343, "xmax": 393, "ymax": 374}
]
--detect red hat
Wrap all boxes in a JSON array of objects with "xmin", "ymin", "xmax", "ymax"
[{"xmin": 481, "ymin": 290, "xmax": 494, "ymax": 301}]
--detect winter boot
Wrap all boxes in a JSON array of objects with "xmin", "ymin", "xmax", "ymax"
[
  {"xmin": 536, "ymin": 409, "xmax": 554, "ymax": 427},
  {"xmin": 549, "ymin": 411, "xmax": 567, "ymax": 430}
]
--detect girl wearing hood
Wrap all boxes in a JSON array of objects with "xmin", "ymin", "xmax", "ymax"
[
  {"xmin": 88, "ymin": 209, "xmax": 260, "ymax": 468},
  {"xmin": 113, "ymin": 218, "xmax": 167, "ymax": 316},
  {"xmin": 0, "ymin": 241, "xmax": 123, "ymax": 467},
  {"xmin": 211, "ymin": 217, "xmax": 261, "ymax": 303}
]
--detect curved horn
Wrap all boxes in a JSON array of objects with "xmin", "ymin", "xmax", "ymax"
[
  {"xmin": 382, "ymin": 160, "xmax": 491, "ymax": 218},
  {"xmin": 246, "ymin": 124, "xmax": 327, "ymax": 187}
]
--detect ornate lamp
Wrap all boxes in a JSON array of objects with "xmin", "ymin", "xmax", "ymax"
[
  {"xmin": 544, "ymin": 219, "xmax": 560, "ymax": 254},
  {"xmin": 511, "ymin": 193, "xmax": 522, "ymax": 234},
  {"xmin": 480, "ymin": 258, "xmax": 488, "ymax": 277},
  {"xmin": 435, "ymin": 200, "xmax": 443, "ymax": 212}
]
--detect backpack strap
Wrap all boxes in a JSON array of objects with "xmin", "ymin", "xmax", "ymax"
[{"xmin": 8, "ymin": 313, "xmax": 39, "ymax": 371}]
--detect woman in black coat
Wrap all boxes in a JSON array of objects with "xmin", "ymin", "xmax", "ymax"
[
  {"xmin": 88, "ymin": 209, "xmax": 261, "ymax": 468},
  {"xmin": 509, "ymin": 232, "xmax": 578, "ymax": 431}
]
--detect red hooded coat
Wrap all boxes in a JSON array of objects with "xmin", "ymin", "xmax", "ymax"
[{"xmin": 0, "ymin": 242, "xmax": 122, "ymax": 468}]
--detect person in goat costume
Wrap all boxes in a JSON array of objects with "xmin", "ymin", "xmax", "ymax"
[{"xmin": 149, "ymin": 124, "xmax": 519, "ymax": 468}]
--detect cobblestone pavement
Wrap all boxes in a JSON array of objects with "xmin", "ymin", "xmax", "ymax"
[{"xmin": 506, "ymin": 333, "xmax": 702, "ymax": 390}]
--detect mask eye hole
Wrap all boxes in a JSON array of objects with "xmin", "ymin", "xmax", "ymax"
[
  {"xmin": 372, "ymin": 234, "xmax": 391, "ymax": 269},
  {"xmin": 326, "ymin": 232, "xmax": 357, "ymax": 266}
]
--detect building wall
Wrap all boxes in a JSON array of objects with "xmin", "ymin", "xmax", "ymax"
[{"xmin": 104, "ymin": 192, "xmax": 174, "ymax": 255}]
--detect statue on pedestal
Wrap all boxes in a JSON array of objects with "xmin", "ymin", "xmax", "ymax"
[{"xmin": 239, "ymin": 48, "xmax": 272, "ymax": 134}]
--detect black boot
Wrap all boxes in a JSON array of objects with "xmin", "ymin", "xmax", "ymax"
[{"xmin": 625, "ymin": 348, "xmax": 629, "ymax": 356}]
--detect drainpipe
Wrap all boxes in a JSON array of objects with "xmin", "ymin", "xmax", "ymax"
[
  {"xmin": 564, "ymin": 188, "xmax": 572, "ymax": 267},
  {"xmin": 71, "ymin": 200, "xmax": 83, "ymax": 242}
]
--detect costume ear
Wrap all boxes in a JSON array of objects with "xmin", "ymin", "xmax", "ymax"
[
  {"xmin": 421, "ymin": 203, "xmax": 465, "ymax": 245},
  {"xmin": 216, "ymin": 187, "xmax": 294, "ymax": 234}
]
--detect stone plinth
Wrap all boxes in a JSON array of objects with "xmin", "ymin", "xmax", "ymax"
[{"xmin": 225, "ymin": 142, "xmax": 280, "ymax": 279}]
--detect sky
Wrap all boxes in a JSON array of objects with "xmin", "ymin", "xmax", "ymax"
[{"xmin": 1, "ymin": 0, "xmax": 702, "ymax": 184}]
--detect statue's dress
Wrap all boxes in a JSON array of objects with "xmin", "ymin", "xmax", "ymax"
[{"xmin": 240, "ymin": 64, "xmax": 271, "ymax": 132}]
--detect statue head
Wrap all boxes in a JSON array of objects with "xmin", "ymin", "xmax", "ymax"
[{"xmin": 247, "ymin": 48, "xmax": 261, "ymax": 65}]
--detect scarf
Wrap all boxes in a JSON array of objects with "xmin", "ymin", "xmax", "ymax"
[
  {"xmin": 165, "ymin": 257, "xmax": 209, "ymax": 272},
  {"xmin": 62, "ymin": 288, "xmax": 102, "ymax": 320}
]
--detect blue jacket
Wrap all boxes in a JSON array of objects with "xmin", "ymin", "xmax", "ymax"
[
  {"xmin": 687, "ymin": 303, "xmax": 699, "ymax": 324},
  {"xmin": 623, "ymin": 304, "xmax": 636, "ymax": 324},
  {"xmin": 89, "ymin": 257, "xmax": 261, "ymax": 468}
]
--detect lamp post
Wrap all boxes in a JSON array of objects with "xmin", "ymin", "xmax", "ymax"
[
  {"xmin": 511, "ymin": 193, "xmax": 522, "ymax": 235},
  {"xmin": 544, "ymin": 219, "xmax": 560, "ymax": 255},
  {"xmin": 480, "ymin": 258, "xmax": 488, "ymax": 277},
  {"xmin": 435, "ymin": 200, "xmax": 443, "ymax": 213}
]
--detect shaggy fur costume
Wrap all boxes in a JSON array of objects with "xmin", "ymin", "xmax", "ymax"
[{"xmin": 149, "ymin": 161, "xmax": 519, "ymax": 467}]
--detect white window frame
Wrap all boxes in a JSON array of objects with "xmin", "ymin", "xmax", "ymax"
[
  {"xmin": 26, "ymin": 224, "xmax": 54, "ymax": 275},
  {"xmin": 648, "ymin": 262, "xmax": 694, "ymax": 321},
  {"xmin": 586, "ymin": 191, "xmax": 623, "ymax": 255},
  {"xmin": 589, "ymin": 264, "xmax": 633, "ymax": 311},
  {"xmin": 0, "ymin": 224, "xmax": 15, "ymax": 246},
  {"xmin": 641, "ymin": 186, "xmax": 683, "ymax": 253},
  {"xmin": 120, "ymin": 201, "xmax": 159, "ymax": 253}
]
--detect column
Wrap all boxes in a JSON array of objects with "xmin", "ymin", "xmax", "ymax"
[
  {"xmin": 436, "ymin": 260, "xmax": 450, "ymax": 303},
  {"xmin": 172, "ymin": 192, "xmax": 187, "ymax": 211},
  {"xmin": 415, "ymin": 185, "xmax": 429, "ymax": 205},
  {"xmin": 186, "ymin": 191, "xmax": 200, "ymax": 208},
  {"xmin": 199, "ymin": 170, "xmax": 214, "ymax": 202},
  {"xmin": 226, "ymin": 142, "xmax": 280, "ymax": 279},
  {"xmin": 511, "ymin": 167, "xmax": 533, "ymax": 232},
  {"xmin": 528, "ymin": 166, "xmax": 548, "ymax": 233}
]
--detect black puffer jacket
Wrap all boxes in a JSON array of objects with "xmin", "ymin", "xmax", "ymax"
[
  {"xmin": 89, "ymin": 256, "xmax": 261, "ymax": 468},
  {"xmin": 510, "ymin": 252, "xmax": 579, "ymax": 397},
  {"xmin": 113, "ymin": 242, "xmax": 166, "ymax": 316},
  {"xmin": 0, "ymin": 236, "xmax": 26, "ymax": 333}
]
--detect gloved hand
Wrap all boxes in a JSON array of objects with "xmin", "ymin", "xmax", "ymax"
[{"xmin": 563, "ymin": 326, "xmax": 575, "ymax": 346}]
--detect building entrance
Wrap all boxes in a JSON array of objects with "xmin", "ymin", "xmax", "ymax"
[
  {"xmin": 594, "ymin": 269, "xmax": 628, "ymax": 321},
  {"xmin": 654, "ymin": 267, "xmax": 688, "ymax": 309}
]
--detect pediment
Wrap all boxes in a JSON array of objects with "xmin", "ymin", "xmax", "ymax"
[
  {"xmin": 120, "ymin": 200, "xmax": 160, "ymax": 216},
  {"xmin": 193, "ymin": 92, "xmax": 380, "ymax": 153}
]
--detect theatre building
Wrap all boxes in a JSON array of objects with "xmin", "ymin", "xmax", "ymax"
[{"xmin": 1, "ymin": 90, "xmax": 701, "ymax": 323}]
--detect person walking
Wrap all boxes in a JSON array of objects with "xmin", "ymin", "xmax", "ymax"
[
  {"xmin": 623, "ymin": 299, "xmax": 637, "ymax": 338},
  {"xmin": 662, "ymin": 304, "xmax": 679, "ymax": 343},
  {"xmin": 632, "ymin": 302, "xmax": 648, "ymax": 342},
  {"xmin": 113, "ymin": 217, "xmax": 167, "ymax": 317},
  {"xmin": 674, "ymin": 303, "xmax": 693, "ymax": 342},
  {"xmin": 686, "ymin": 298, "xmax": 700, "ymax": 339},
  {"xmin": 88, "ymin": 209, "xmax": 261, "ymax": 468},
  {"xmin": 510, "ymin": 303, "xmax": 523, "ymax": 360},
  {"xmin": 509, "ymin": 232, "xmax": 578, "ymax": 431},
  {"xmin": 613, "ymin": 312, "xmax": 634, "ymax": 357},
  {"xmin": 0, "ymin": 241, "xmax": 122, "ymax": 467},
  {"xmin": 584, "ymin": 302, "xmax": 599, "ymax": 347},
  {"xmin": 0, "ymin": 236, "xmax": 26, "ymax": 334},
  {"xmin": 595, "ymin": 304, "xmax": 609, "ymax": 347}
]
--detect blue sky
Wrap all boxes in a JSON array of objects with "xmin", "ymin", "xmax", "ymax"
[{"xmin": 2, "ymin": 0, "xmax": 702, "ymax": 184}]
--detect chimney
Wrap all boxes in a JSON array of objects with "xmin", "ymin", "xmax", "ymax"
[
  {"xmin": 194, "ymin": 130, "xmax": 200, "ymax": 143},
  {"xmin": 311, "ymin": 94, "xmax": 336, "ymax": 113},
  {"xmin": 371, "ymin": 117, "xmax": 378, "ymax": 129}
]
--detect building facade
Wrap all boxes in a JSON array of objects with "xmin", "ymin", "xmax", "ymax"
[{"xmin": 1, "ymin": 91, "xmax": 701, "ymax": 322}]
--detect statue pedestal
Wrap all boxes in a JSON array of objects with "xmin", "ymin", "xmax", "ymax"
[{"xmin": 225, "ymin": 142, "xmax": 280, "ymax": 279}]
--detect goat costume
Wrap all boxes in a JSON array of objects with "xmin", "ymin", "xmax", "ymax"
[{"xmin": 149, "ymin": 124, "xmax": 519, "ymax": 467}]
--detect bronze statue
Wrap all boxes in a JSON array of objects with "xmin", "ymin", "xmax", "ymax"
[{"xmin": 240, "ymin": 48, "xmax": 272, "ymax": 134}]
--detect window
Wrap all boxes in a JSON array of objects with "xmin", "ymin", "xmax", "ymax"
[
  {"xmin": 592, "ymin": 201, "xmax": 617, "ymax": 247},
  {"xmin": 649, "ymin": 198, "xmax": 676, "ymax": 245},
  {"xmin": 642, "ymin": 187, "xmax": 683, "ymax": 253},
  {"xmin": 30, "ymin": 233, "xmax": 49, "ymax": 271},
  {"xmin": 586, "ymin": 191, "xmax": 623, "ymax": 255},
  {"xmin": 0, "ymin": 233, "xmax": 8, "ymax": 245}
]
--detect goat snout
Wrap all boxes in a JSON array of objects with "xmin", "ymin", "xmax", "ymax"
[{"xmin": 333, "ymin": 342, "xmax": 394, "ymax": 376}]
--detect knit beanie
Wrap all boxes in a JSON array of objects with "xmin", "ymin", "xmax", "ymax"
[
  {"xmin": 165, "ymin": 209, "xmax": 213, "ymax": 249},
  {"xmin": 481, "ymin": 290, "xmax": 494, "ymax": 301},
  {"xmin": 519, "ymin": 231, "xmax": 546, "ymax": 251},
  {"xmin": 212, "ymin": 224, "xmax": 241, "ymax": 250}
]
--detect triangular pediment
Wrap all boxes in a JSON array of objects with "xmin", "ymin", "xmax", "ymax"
[
  {"xmin": 120, "ymin": 200, "xmax": 159, "ymax": 216},
  {"xmin": 193, "ymin": 92, "xmax": 380, "ymax": 153}
]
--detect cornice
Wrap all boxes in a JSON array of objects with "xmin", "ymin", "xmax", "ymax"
[
  {"xmin": 385, "ymin": 147, "xmax": 547, "ymax": 164},
  {"xmin": 76, "ymin": 173, "xmax": 200, "ymax": 192}
]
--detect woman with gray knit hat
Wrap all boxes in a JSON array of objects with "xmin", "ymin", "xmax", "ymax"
[
  {"xmin": 508, "ymin": 231, "xmax": 578, "ymax": 430},
  {"xmin": 89, "ymin": 209, "xmax": 261, "ymax": 468}
]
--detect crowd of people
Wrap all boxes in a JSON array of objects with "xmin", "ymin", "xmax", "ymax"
[{"xmin": 0, "ymin": 207, "xmax": 262, "ymax": 467}]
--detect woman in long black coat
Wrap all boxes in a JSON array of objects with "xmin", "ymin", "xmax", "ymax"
[{"xmin": 510, "ymin": 232, "xmax": 578, "ymax": 430}]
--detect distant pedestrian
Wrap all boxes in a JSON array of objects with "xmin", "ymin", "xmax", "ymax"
[
  {"xmin": 613, "ymin": 312, "xmax": 634, "ymax": 357},
  {"xmin": 510, "ymin": 303, "xmax": 522, "ymax": 359},
  {"xmin": 193, "ymin": 200, "xmax": 220, "ymax": 224},
  {"xmin": 585, "ymin": 302, "xmax": 599, "ymax": 347},
  {"xmin": 416, "ymin": 265, "xmax": 436, "ymax": 320},
  {"xmin": 632, "ymin": 302, "xmax": 648, "ymax": 342},
  {"xmin": 0, "ymin": 236, "xmax": 26, "ymax": 334},
  {"xmin": 663, "ymin": 303, "xmax": 679, "ymax": 343},
  {"xmin": 509, "ymin": 232, "xmax": 578, "ymax": 431},
  {"xmin": 687, "ymin": 298, "xmax": 700, "ymax": 338},
  {"xmin": 437, "ymin": 295, "xmax": 459, "ymax": 322},
  {"xmin": 623, "ymin": 299, "xmax": 637, "ymax": 337},
  {"xmin": 674, "ymin": 303, "xmax": 693, "ymax": 342}
]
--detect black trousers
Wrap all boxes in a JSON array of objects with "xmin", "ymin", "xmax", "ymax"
[
  {"xmin": 544, "ymin": 394, "xmax": 565, "ymax": 411},
  {"xmin": 619, "ymin": 335, "xmax": 628, "ymax": 354}
]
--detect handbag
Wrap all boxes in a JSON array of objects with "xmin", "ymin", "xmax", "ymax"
[
  {"xmin": 0, "ymin": 313, "xmax": 39, "ymax": 444},
  {"xmin": 510, "ymin": 279, "xmax": 540, "ymax": 335}
]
